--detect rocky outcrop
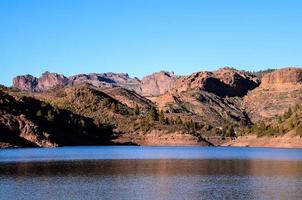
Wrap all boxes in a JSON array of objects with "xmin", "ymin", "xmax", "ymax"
[
  {"xmin": 103, "ymin": 87, "xmax": 154, "ymax": 109},
  {"xmin": 243, "ymin": 67, "xmax": 302, "ymax": 122},
  {"xmin": 13, "ymin": 75, "xmax": 38, "ymax": 91},
  {"xmin": 13, "ymin": 72, "xmax": 141, "ymax": 93},
  {"xmin": 141, "ymin": 71, "xmax": 178, "ymax": 96},
  {"xmin": 261, "ymin": 67, "xmax": 302, "ymax": 86},
  {"xmin": 173, "ymin": 67, "xmax": 259, "ymax": 97},
  {"xmin": 13, "ymin": 68, "xmax": 259, "ymax": 98},
  {"xmin": 12, "ymin": 72, "xmax": 69, "ymax": 92},
  {"xmin": 0, "ymin": 114, "xmax": 56, "ymax": 147},
  {"xmin": 37, "ymin": 71, "xmax": 70, "ymax": 90},
  {"xmin": 70, "ymin": 73, "xmax": 141, "ymax": 93}
]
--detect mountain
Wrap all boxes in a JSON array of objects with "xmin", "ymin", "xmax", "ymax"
[
  {"xmin": 12, "ymin": 71, "xmax": 178, "ymax": 96},
  {"xmin": 13, "ymin": 72, "xmax": 141, "ymax": 93},
  {"xmin": 151, "ymin": 67, "xmax": 259, "ymax": 130},
  {"xmin": 4, "ymin": 66, "xmax": 302, "ymax": 148},
  {"xmin": 69, "ymin": 73, "xmax": 142, "ymax": 93},
  {"xmin": 0, "ymin": 88, "xmax": 118, "ymax": 148},
  {"xmin": 141, "ymin": 71, "xmax": 178, "ymax": 96},
  {"xmin": 172, "ymin": 67, "xmax": 260, "ymax": 97},
  {"xmin": 243, "ymin": 67, "xmax": 302, "ymax": 122}
]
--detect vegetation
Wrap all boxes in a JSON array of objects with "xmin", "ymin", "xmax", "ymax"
[
  {"xmin": 0, "ymin": 90, "xmax": 116, "ymax": 146},
  {"xmin": 238, "ymin": 103, "xmax": 302, "ymax": 137},
  {"xmin": 245, "ymin": 68, "xmax": 276, "ymax": 79}
]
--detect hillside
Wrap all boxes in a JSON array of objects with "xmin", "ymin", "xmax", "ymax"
[
  {"xmin": 2, "ymin": 66, "xmax": 302, "ymax": 148},
  {"xmin": 224, "ymin": 103, "xmax": 302, "ymax": 148},
  {"xmin": 243, "ymin": 67, "xmax": 302, "ymax": 122},
  {"xmin": 0, "ymin": 88, "xmax": 118, "ymax": 148}
]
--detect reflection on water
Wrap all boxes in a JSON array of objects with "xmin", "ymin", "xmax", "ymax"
[{"xmin": 1, "ymin": 146, "xmax": 302, "ymax": 199}]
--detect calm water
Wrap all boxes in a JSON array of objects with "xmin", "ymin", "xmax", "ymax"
[{"xmin": 1, "ymin": 146, "xmax": 302, "ymax": 200}]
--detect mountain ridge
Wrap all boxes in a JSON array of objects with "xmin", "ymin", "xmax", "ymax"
[{"xmin": 3, "ymin": 66, "xmax": 302, "ymax": 148}]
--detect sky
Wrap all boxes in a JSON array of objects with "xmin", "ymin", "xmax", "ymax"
[{"xmin": 1, "ymin": 0, "xmax": 302, "ymax": 86}]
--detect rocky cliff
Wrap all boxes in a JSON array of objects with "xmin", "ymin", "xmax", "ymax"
[
  {"xmin": 69, "ymin": 73, "xmax": 141, "ymax": 93},
  {"xmin": 13, "ymin": 72, "xmax": 70, "ymax": 92},
  {"xmin": 13, "ymin": 75, "xmax": 38, "ymax": 91},
  {"xmin": 243, "ymin": 67, "xmax": 302, "ymax": 122},
  {"xmin": 173, "ymin": 67, "xmax": 260, "ymax": 97},
  {"xmin": 261, "ymin": 67, "xmax": 302, "ymax": 86},
  {"xmin": 150, "ymin": 68, "xmax": 258, "ymax": 128},
  {"xmin": 13, "ymin": 71, "xmax": 179, "ymax": 97},
  {"xmin": 141, "ymin": 71, "xmax": 178, "ymax": 96},
  {"xmin": 13, "ymin": 72, "xmax": 141, "ymax": 93}
]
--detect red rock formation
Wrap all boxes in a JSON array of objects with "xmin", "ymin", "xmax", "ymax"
[
  {"xmin": 141, "ymin": 71, "xmax": 178, "ymax": 96},
  {"xmin": 13, "ymin": 75, "xmax": 38, "ymax": 91},
  {"xmin": 37, "ymin": 71, "xmax": 70, "ymax": 90},
  {"xmin": 70, "ymin": 73, "xmax": 141, "ymax": 93},
  {"xmin": 243, "ymin": 67, "xmax": 302, "ymax": 122},
  {"xmin": 0, "ymin": 114, "xmax": 55, "ymax": 147},
  {"xmin": 261, "ymin": 67, "xmax": 302, "ymax": 86},
  {"xmin": 13, "ymin": 72, "xmax": 141, "ymax": 93},
  {"xmin": 173, "ymin": 67, "xmax": 260, "ymax": 97}
]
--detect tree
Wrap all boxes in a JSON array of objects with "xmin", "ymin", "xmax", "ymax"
[
  {"xmin": 110, "ymin": 103, "xmax": 117, "ymax": 112},
  {"xmin": 164, "ymin": 117, "xmax": 170, "ymax": 125},
  {"xmin": 185, "ymin": 119, "xmax": 195, "ymax": 132},
  {"xmin": 134, "ymin": 104, "xmax": 140, "ymax": 115},
  {"xmin": 101, "ymin": 98, "xmax": 110, "ymax": 107},
  {"xmin": 46, "ymin": 110, "xmax": 55, "ymax": 122},
  {"xmin": 296, "ymin": 124, "xmax": 302, "ymax": 137},
  {"xmin": 36, "ymin": 110, "xmax": 43, "ymax": 118},
  {"xmin": 147, "ymin": 107, "xmax": 159, "ymax": 122},
  {"xmin": 175, "ymin": 116, "xmax": 183, "ymax": 125},
  {"xmin": 158, "ymin": 110, "xmax": 165, "ymax": 124},
  {"xmin": 284, "ymin": 108, "xmax": 293, "ymax": 119},
  {"xmin": 79, "ymin": 119, "xmax": 86, "ymax": 127}
]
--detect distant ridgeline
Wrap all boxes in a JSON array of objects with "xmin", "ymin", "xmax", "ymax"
[{"xmin": 1, "ymin": 66, "xmax": 302, "ymax": 147}]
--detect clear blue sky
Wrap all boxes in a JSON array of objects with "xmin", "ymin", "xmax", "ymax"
[{"xmin": 1, "ymin": 0, "xmax": 302, "ymax": 86}]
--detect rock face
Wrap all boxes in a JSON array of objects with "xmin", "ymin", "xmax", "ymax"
[
  {"xmin": 0, "ymin": 114, "xmax": 55, "ymax": 147},
  {"xmin": 173, "ymin": 67, "xmax": 260, "ymax": 97},
  {"xmin": 13, "ymin": 71, "xmax": 179, "ymax": 96},
  {"xmin": 261, "ymin": 67, "xmax": 302, "ymax": 86},
  {"xmin": 0, "ymin": 90, "xmax": 55, "ymax": 147},
  {"xmin": 141, "ymin": 71, "xmax": 178, "ymax": 96},
  {"xmin": 13, "ymin": 72, "xmax": 142, "ymax": 93},
  {"xmin": 37, "ymin": 71, "xmax": 70, "ymax": 90},
  {"xmin": 149, "ymin": 68, "xmax": 260, "ymax": 128},
  {"xmin": 243, "ymin": 67, "xmax": 302, "ymax": 122},
  {"xmin": 70, "ymin": 73, "xmax": 141, "ymax": 93},
  {"xmin": 13, "ymin": 72, "xmax": 69, "ymax": 91},
  {"xmin": 13, "ymin": 75, "xmax": 38, "ymax": 91}
]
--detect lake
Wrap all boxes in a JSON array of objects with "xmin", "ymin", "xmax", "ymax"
[{"xmin": 1, "ymin": 146, "xmax": 302, "ymax": 200}]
